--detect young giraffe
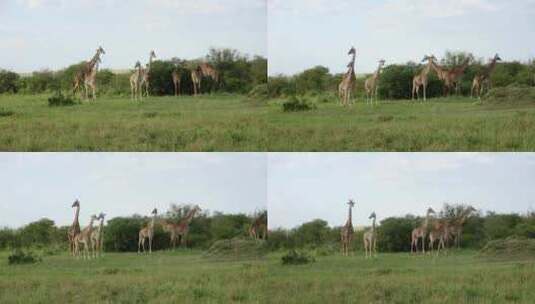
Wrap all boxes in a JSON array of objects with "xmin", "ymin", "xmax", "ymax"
[
  {"xmin": 73, "ymin": 46, "xmax": 105, "ymax": 100},
  {"xmin": 471, "ymin": 54, "xmax": 501, "ymax": 99},
  {"xmin": 338, "ymin": 47, "xmax": 357, "ymax": 106},
  {"xmin": 448, "ymin": 206, "xmax": 476, "ymax": 248},
  {"xmin": 90, "ymin": 212, "xmax": 106, "ymax": 257},
  {"xmin": 174, "ymin": 205, "xmax": 202, "ymax": 248},
  {"xmin": 191, "ymin": 67, "xmax": 202, "ymax": 96},
  {"xmin": 130, "ymin": 61, "xmax": 143, "ymax": 101},
  {"xmin": 429, "ymin": 59, "xmax": 452, "ymax": 96},
  {"xmin": 444, "ymin": 57, "xmax": 472, "ymax": 96},
  {"xmin": 138, "ymin": 208, "xmax": 158, "ymax": 254},
  {"xmin": 428, "ymin": 218, "xmax": 451, "ymax": 255},
  {"xmin": 198, "ymin": 63, "xmax": 220, "ymax": 93},
  {"xmin": 249, "ymin": 211, "xmax": 267, "ymax": 240},
  {"xmin": 140, "ymin": 50, "xmax": 157, "ymax": 97},
  {"xmin": 340, "ymin": 199, "xmax": 356, "ymax": 256},
  {"xmin": 412, "ymin": 55, "xmax": 437, "ymax": 102},
  {"xmin": 74, "ymin": 214, "xmax": 98, "ymax": 259},
  {"xmin": 363, "ymin": 212, "xmax": 377, "ymax": 258},
  {"xmin": 172, "ymin": 69, "xmax": 182, "ymax": 96},
  {"xmin": 410, "ymin": 207, "xmax": 435, "ymax": 254},
  {"xmin": 364, "ymin": 60, "xmax": 385, "ymax": 105},
  {"xmin": 67, "ymin": 199, "xmax": 81, "ymax": 256}
]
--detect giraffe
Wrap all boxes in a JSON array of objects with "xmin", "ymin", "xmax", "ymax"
[
  {"xmin": 67, "ymin": 199, "xmax": 81, "ymax": 256},
  {"xmin": 140, "ymin": 50, "xmax": 157, "ymax": 97},
  {"xmin": 363, "ymin": 212, "xmax": 377, "ymax": 258},
  {"xmin": 472, "ymin": 54, "xmax": 502, "ymax": 99},
  {"xmin": 73, "ymin": 46, "xmax": 105, "ymax": 100},
  {"xmin": 448, "ymin": 206, "xmax": 476, "ymax": 248},
  {"xmin": 74, "ymin": 214, "xmax": 98, "ymax": 259},
  {"xmin": 412, "ymin": 55, "xmax": 437, "ymax": 102},
  {"xmin": 365, "ymin": 60, "xmax": 385, "ymax": 105},
  {"xmin": 410, "ymin": 207, "xmax": 435, "ymax": 254},
  {"xmin": 138, "ymin": 208, "xmax": 158, "ymax": 254},
  {"xmin": 444, "ymin": 57, "xmax": 472, "ymax": 96},
  {"xmin": 90, "ymin": 212, "xmax": 106, "ymax": 257},
  {"xmin": 130, "ymin": 61, "xmax": 143, "ymax": 101},
  {"xmin": 172, "ymin": 205, "xmax": 201, "ymax": 248},
  {"xmin": 340, "ymin": 199, "xmax": 356, "ymax": 256},
  {"xmin": 429, "ymin": 59, "xmax": 453, "ymax": 96},
  {"xmin": 428, "ymin": 218, "xmax": 451, "ymax": 255},
  {"xmin": 249, "ymin": 211, "xmax": 268, "ymax": 240},
  {"xmin": 198, "ymin": 63, "xmax": 220, "ymax": 93},
  {"xmin": 191, "ymin": 67, "xmax": 202, "ymax": 96},
  {"xmin": 338, "ymin": 47, "xmax": 357, "ymax": 106},
  {"xmin": 172, "ymin": 69, "xmax": 182, "ymax": 96}
]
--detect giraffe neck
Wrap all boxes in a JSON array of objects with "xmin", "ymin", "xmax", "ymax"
[
  {"xmin": 150, "ymin": 214, "xmax": 155, "ymax": 230},
  {"xmin": 423, "ymin": 214, "xmax": 430, "ymax": 231},
  {"xmin": 347, "ymin": 206, "xmax": 352, "ymax": 226},
  {"xmin": 183, "ymin": 209, "xmax": 197, "ymax": 224},
  {"xmin": 73, "ymin": 206, "xmax": 80, "ymax": 226},
  {"xmin": 371, "ymin": 218, "xmax": 376, "ymax": 232}
]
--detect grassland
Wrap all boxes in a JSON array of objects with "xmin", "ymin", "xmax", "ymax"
[
  {"xmin": 265, "ymin": 250, "xmax": 535, "ymax": 304},
  {"xmin": 0, "ymin": 94, "xmax": 534, "ymax": 151},
  {"xmin": 0, "ymin": 250, "xmax": 267, "ymax": 303}
]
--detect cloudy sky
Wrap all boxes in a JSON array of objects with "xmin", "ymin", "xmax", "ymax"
[
  {"xmin": 268, "ymin": 153, "xmax": 535, "ymax": 229},
  {"xmin": 268, "ymin": 0, "xmax": 535, "ymax": 75},
  {"xmin": 0, "ymin": 153, "xmax": 267, "ymax": 228},
  {"xmin": 0, "ymin": 0, "xmax": 266, "ymax": 73}
]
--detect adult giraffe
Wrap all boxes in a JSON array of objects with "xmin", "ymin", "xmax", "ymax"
[
  {"xmin": 161, "ymin": 205, "xmax": 202, "ymax": 249},
  {"xmin": 140, "ymin": 50, "xmax": 156, "ymax": 97},
  {"xmin": 138, "ymin": 208, "xmax": 158, "ymax": 254},
  {"xmin": 471, "ymin": 54, "xmax": 501, "ymax": 99},
  {"xmin": 412, "ymin": 55, "xmax": 437, "ymax": 102},
  {"xmin": 67, "ymin": 199, "xmax": 81, "ymax": 256},
  {"xmin": 340, "ymin": 199, "xmax": 356, "ymax": 256},
  {"xmin": 249, "ymin": 211, "xmax": 267, "ymax": 240},
  {"xmin": 410, "ymin": 207, "xmax": 435, "ymax": 254},
  {"xmin": 73, "ymin": 46, "xmax": 105, "ymax": 100},
  {"xmin": 338, "ymin": 47, "xmax": 357, "ymax": 106}
]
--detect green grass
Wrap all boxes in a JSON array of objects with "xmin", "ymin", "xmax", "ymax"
[
  {"xmin": 265, "ymin": 250, "xmax": 535, "ymax": 303},
  {"xmin": 0, "ymin": 250, "xmax": 267, "ymax": 303},
  {"xmin": 1, "ymin": 94, "xmax": 535, "ymax": 151}
]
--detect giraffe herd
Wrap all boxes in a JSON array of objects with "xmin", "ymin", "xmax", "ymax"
[
  {"xmin": 72, "ymin": 46, "xmax": 220, "ymax": 101},
  {"xmin": 67, "ymin": 200, "xmax": 264, "ymax": 259},
  {"xmin": 340, "ymin": 201, "xmax": 476, "ymax": 257},
  {"xmin": 338, "ymin": 46, "xmax": 502, "ymax": 105}
]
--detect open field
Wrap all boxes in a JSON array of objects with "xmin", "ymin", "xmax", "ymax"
[
  {"xmin": 265, "ymin": 250, "xmax": 535, "ymax": 304},
  {"xmin": 0, "ymin": 94, "xmax": 535, "ymax": 151},
  {"xmin": 0, "ymin": 250, "xmax": 267, "ymax": 303}
]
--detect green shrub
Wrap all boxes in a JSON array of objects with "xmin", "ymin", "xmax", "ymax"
[
  {"xmin": 203, "ymin": 238, "xmax": 267, "ymax": 260},
  {"xmin": 483, "ymin": 87, "xmax": 535, "ymax": 104},
  {"xmin": 8, "ymin": 250, "xmax": 41, "ymax": 265},
  {"xmin": 248, "ymin": 84, "xmax": 268, "ymax": 99},
  {"xmin": 282, "ymin": 96, "xmax": 316, "ymax": 112},
  {"xmin": 479, "ymin": 238, "xmax": 535, "ymax": 259},
  {"xmin": 281, "ymin": 249, "xmax": 315, "ymax": 265},
  {"xmin": 0, "ymin": 107, "xmax": 15, "ymax": 117},
  {"xmin": 48, "ymin": 92, "xmax": 78, "ymax": 107}
]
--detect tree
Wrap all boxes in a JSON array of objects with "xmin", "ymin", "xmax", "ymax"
[{"xmin": 0, "ymin": 69, "xmax": 20, "ymax": 93}]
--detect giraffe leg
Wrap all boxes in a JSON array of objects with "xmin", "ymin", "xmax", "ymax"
[{"xmin": 423, "ymin": 84, "xmax": 427, "ymax": 102}]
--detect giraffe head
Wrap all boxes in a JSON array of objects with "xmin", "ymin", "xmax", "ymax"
[
  {"xmin": 348, "ymin": 47, "xmax": 356, "ymax": 56},
  {"xmin": 90, "ymin": 214, "xmax": 98, "ymax": 222},
  {"xmin": 151, "ymin": 208, "xmax": 158, "ymax": 215},
  {"xmin": 98, "ymin": 212, "xmax": 106, "ymax": 220},
  {"xmin": 72, "ymin": 199, "xmax": 80, "ymax": 208},
  {"xmin": 378, "ymin": 59, "xmax": 386, "ymax": 68},
  {"xmin": 134, "ymin": 61, "xmax": 142, "ymax": 69},
  {"xmin": 369, "ymin": 212, "xmax": 376, "ymax": 219},
  {"xmin": 347, "ymin": 199, "xmax": 355, "ymax": 208},
  {"xmin": 426, "ymin": 207, "xmax": 436, "ymax": 215},
  {"xmin": 493, "ymin": 54, "xmax": 502, "ymax": 62},
  {"xmin": 193, "ymin": 205, "xmax": 202, "ymax": 213},
  {"xmin": 97, "ymin": 46, "xmax": 105, "ymax": 55},
  {"xmin": 150, "ymin": 50, "xmax": 157, "ymax": 60},
  {"xmin": 422, "ymin": 55, "xmax": 437, "ymax": 63}
]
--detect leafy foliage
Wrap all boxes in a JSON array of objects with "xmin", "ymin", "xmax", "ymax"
[
  {"xmin": 282, "ymin": 96, "xmax": 316, "ymax": 112},
  {"xmin": 281, "ymin": 249, "xmax": 315, "ymax": 265},
  {"xmin": 8, "ymin": 249, "xmax": 41, "ymax": 265},
  {"xmin": 48, "ymin": 92, "xmax": 78, "ymax": 107}
]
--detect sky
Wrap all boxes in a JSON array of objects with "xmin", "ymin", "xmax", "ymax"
[
  {"xmin": 268, "ymin": 153, "xmax": 535, "ymax": 229},
  {"xmin": 268, "ymin": 0, "xmax": 535, "ymax": 75},
  {"xmin": 0, "ymin": 153, "xmax": 267, "ymax": 228},
  {"xmin": 0, "ymin": 0, "xmax": 266, "ymax": 73}
]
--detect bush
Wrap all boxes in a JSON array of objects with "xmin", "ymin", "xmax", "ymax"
[
  {"xmin": 282, "ymin": 96, "xmax": 316, "ymax": 112},
  {"xmin": 0, "ymin": 69, "xmax": 20, "ymax": 93},
  {"xmin": 0, "ymin": 108, "xmax": 15, "ymax": 117},
  {"xmin": 483, "ymin": 87, "xmax": 535, "ymax": 104},
  {"xmin": 48, "ymin": 92, "xmax": 78, "ymax": 107},
  {"xmin": 479, "ymin": 238, "xmax": 535, "ymax": 259},
  {"xmin": 248, "ymin": 84, "xmax": 268, "ymax": 100},
  {"xmin": 8, "ymin": 250, "xmax": 41, "ymax": 265},
  {"xmin": 203, "ymin": 238, "xmax": 267, "ymax": 260},
  {"xmin": 281, "ymin": 249, "xmax": 315, "ymax": 265}
]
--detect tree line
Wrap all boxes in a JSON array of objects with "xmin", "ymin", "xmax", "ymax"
[
  {"xmin": 268, "ymin": 51, "xmax": 535, "ymax": 99},
  {"xmin": 0, "ymin": 204, "xmax": 266, "ymax": 252},
  {"xmin": 0, "ymin": 48, "xmax": 267, "ymax": 96},
  {"xmin": 266, "ymin": 203, "xmax": 535, "ymax": 253}
]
